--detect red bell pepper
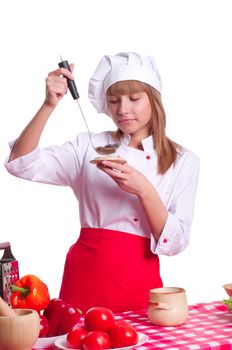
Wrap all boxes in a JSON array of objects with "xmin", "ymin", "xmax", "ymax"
[
  {"xmin": 10, "ymin": 274, "xmax": 50, "ymax": 312},
  {"xmin": 43, "ymin": 298, "xmax": 82, "ymax": 336}
]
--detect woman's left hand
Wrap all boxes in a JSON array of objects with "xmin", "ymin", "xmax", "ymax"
[
  {"xmin": 97, "ymin": 160, "xmax": 150, "ymax": 196},
  {"xmin": 98, "ymin": 160, "xmax": 168, "ymax": 239}
]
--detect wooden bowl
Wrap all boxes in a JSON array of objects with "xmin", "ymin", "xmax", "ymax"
[
  {"xmin": 223, "ymin": 283, "xmax": 232, "ymax": 297},
  {"xmin": 0, "ymin": 308, "xmax": 40, "ymax": 350}
]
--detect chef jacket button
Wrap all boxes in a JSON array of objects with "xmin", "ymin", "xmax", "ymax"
[
  {"xmin": 163, "ymin": 238, "xmax": 168, "ymax": 243},
  {"xmin": 146, "ymin": 155, "xmax": 151, "ymax": 160},
  {"xmin": 133, "ymin": 218, "xmax": 138, "ymax": 222}
]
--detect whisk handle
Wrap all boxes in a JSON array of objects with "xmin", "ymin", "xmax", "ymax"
[{"xmin": 58, "ymin": 60, "xmax": 80, "ymax": 100}]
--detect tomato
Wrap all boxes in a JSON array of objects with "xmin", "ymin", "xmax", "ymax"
[
  {"xmin": 66, "ymin": 325, "xmax": 88, "ymax": 349},
  {"xmin": 58, "ymin": 304, "xmax": 82, "ymax": 335},
  {"xmin": 39, "ymin": 314, "xmax": 49, "ymax": 338},
  {"xmin": 82, "ymin": 330, "xmax": 111, "ymax": 349},
  {"xmin": 108, "ymin": 320, "xmax": 129, "ymax": 337},
  {"xmin": 110, "ymin": 323, "xmax": 138, "ymax": 348},
  {"xmin": 114, "ymin": 320, "xmax": 130, "ymax": 326},
  {"xmin": 84, "ymin": 307, "xmax": 115, "ymax": 332}
]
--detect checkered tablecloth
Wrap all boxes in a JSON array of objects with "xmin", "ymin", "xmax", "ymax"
[{"xmin": 114, "ymin": 301, "xmax": 232, "ymax": 349}]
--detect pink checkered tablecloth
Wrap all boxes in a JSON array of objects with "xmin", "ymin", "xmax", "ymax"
[{"xmin": 113, "ymin": 301, "xmax": 232, "ymax": 349}]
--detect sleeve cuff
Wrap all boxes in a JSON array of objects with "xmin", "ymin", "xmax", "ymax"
[
  {"xmin": 150, "ymin": 213, "xmax": 188, "ymax": 256},
  {"xmin": 5, "ymin": 142, "xmax": 40, "ymax": 173}
]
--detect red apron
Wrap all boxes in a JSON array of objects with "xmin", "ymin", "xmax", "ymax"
[{"xmin": 59, "ymin": 228, "xmax": 162, "ymax": 313}]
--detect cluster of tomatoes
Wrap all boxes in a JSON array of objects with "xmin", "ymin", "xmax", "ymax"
[{"xmin": 66, "ymin": 306, "xmax": 139, "ymax": 349}]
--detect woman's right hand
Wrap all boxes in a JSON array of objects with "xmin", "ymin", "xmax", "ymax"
[
  {"xmin": 44, "ymin": 64, "xmax": 75, "ymax": 107},
  {"xmin": 8, "ymin": 65, "xmax": 75, "ymax": 162}
]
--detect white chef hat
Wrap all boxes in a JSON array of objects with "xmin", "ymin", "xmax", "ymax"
[{"xmin": 88, "ymin": 52, "xmax": 162, "ymax": 115}]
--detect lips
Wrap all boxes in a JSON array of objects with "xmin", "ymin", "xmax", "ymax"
[{"xmin": 118, "ymin": 118, "xmax": 136, "ymax": 124}]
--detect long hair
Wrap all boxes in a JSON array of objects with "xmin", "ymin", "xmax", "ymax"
[{"xmin": 107, "ymin": 80, "xmax": 181, "ymax": 174}]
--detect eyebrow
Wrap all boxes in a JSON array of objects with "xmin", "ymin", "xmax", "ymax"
[{"xmin": 107, "ymin": 92, "xmax": 144, "ymax": 97}]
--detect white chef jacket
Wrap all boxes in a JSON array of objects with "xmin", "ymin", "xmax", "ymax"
[{"xmin": 5, "ymin": 131, "xmax": 200, "ymax": 256}]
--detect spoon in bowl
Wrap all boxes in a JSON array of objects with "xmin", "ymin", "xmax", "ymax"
[{"xmin": 58, "ymin": 58, "xmax": 120, "ymax": 155}]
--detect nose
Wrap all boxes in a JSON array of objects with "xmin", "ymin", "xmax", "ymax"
[{"xmin": 118, "ymin": 97, "xmax": 130, "ymax": 115}]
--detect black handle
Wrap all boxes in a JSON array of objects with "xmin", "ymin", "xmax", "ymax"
[{"xmin": 58, "ymin": 60, "xmax": 79, "ymax": 100}]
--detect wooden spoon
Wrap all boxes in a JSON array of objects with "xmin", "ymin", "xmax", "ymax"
[{"xmin": 0, "ymin": 296, "xmax": 17, "ymax": 317}]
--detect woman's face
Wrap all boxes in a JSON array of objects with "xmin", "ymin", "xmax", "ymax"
[{"xmin": 107, "ymin": 92, "xmax": 152, "ymax": 139}]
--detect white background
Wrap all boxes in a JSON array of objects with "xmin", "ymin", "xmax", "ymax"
[{"xmin": 1, "ymin": 0, "xmax": 231, "ymax": 306}]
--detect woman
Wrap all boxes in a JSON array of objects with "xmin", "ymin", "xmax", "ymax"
[{"xmin": 5, "ymin": 52, "xmax": 200, "ymax": 312}]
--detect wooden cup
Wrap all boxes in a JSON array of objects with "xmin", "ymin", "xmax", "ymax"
[
  {"xmin": 0, "ymin": 308, "xmax": 40, "ymax": 350},
  {"xmin": 148, "ymin": 287, "xmax": 189, "ymax": 326}
]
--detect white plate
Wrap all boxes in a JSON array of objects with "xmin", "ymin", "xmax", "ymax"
[
  {"xmin": 90, "ymin": 156, "xmax": 126, "ymax": 164},
  {"xmin": 55, "ymin": 332, "xmax": 148, "ymax": 349},
  {"xmin": 32, "ymin": 335, "xmax": 62, "ymax": 349}
]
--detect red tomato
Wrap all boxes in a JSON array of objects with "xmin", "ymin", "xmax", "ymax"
[
  {"xmin": 82, "ymin": 330, "xmax": 111, "ymax": 350},
  {"xmin": 114, "ymin": 320, "xmax": 130, "ymax": 326},
  {"xmin": 110, "ymin": 323, "xmax": 138, "ymax": 348},
  {"xmin": 108, "ymin": 320, "xmax": 129, "ymax": 336},
  {"xmin": 84, "ymin": 307, "xmax": 115, "ymax": 332},
  {"xmin": 39, "ymin": 315, "xmax": 49, "ymax": 338},
  {"xmin": 66, "ymin": 325, "xmax": 88, "ymax": 349}
]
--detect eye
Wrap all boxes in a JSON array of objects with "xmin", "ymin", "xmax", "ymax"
[
  {"xmin": 130, "ymin": 97, "xmax": 140, "ymax": 102},
  {"xmin": 129, "ymin": 93, "xmax": 142, "ymax": 101},
  {"xmin": 108, "ymin": 99, "xmax": 119, "ymax": 104},
  {"xmin": 107, "ymin": 96, "xmax": 120, "ymax": 104}
]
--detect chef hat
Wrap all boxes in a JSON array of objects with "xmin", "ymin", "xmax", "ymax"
[{"xmin": 88, "ymin": 52, "xmax": 162, "ymax": 115}]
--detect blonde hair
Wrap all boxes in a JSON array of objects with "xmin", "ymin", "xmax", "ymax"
[{"xmin": 107, "ymin": 80, "xmax": 181, "ymax": 174}]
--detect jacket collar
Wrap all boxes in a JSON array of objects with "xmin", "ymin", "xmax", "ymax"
[{"xmin": 121, "ymin": 133, "xmax": 155, "ymax": 152}]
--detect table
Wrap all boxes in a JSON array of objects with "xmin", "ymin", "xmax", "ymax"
[
  {"xmin": 114, "ymin": 301, "xmax": 232, "ymax": 349},
  {"xmin": 42, "ymin": 301, "xmax": 232, "ymax": 349}
]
